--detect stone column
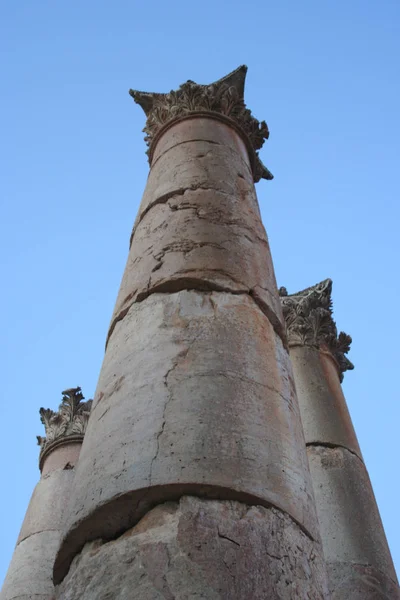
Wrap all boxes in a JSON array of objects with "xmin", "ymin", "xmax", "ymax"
[
  {"xmin": 54, "ymin": 67, "xmax": 329, "ymax": 598},
  {"xmin": 0, "ymin": 388, "xmax": 91, "ymax": 600},
  {"xmin": 280, "ymin": 280, "xmax": 399, "ymax": 599}
]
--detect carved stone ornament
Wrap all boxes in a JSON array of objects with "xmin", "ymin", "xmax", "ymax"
[
  {"xmin": 279, "ymin": 279, "xmax": 354, "ymax": 381},
  {"xmin": 37, "ymin": 387, "xmax": 92, "ymax": 457},
  {"xmin": 129, "ymin": 65, "xmax": 273, "ymax": 182}
]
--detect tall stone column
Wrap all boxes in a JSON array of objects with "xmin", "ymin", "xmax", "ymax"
[
  {"xmin": 280, "ymin": 280, "xmax": 399, "ymax": 599},
  {"xmin": 53, "ymin": 67, "xmax": 329, "ymax": 599},
  {"xmin": 0, "ymin": 388, "xmax": 91, "ymax": 600}
]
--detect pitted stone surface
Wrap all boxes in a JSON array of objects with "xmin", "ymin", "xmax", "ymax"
[
  {"xmin": 308, "ymin": 445, "xmax": 398, "ymax": 593},
  {"xmin": 55, "ymin": 496, "xmax": 329, "ymax": 600},
  {"xmin": 54, "ymin": 290, "xmax": 318, "ymax": 581}
]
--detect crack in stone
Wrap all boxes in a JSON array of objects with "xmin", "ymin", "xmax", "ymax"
[
  {"xmin": 8, "ymin": 595, "xmax": 54, "ymax": 600},
  {"xmin": 148, "ymin": 326, "xmax": 204, "ymax": 485},
  {"xmin": 170, "ymin": 268, "xmax": 247, "ymax": 290},
  {"xmin": 130, "ymin": 192, "xmax": 269, "ymax": 250},
  {"xmin": 150, "ymin": 138, "xmax": 222, "ymax": 170},
  {"xmin": 217, "ymin": 529, "xmax": 241, "ymax": 547},
  {"xmin": 150, "ymin": 240, "xmax": 226, "ymax": 274},
  {"xmin": 97, "ymin": 406, "xmax": 110, "ymax": 421},
  {"xmin": 174, "ymin": 369, "xmax": 296, "ymax": 409},
  {"xmin": 306, "ymin": 442, "xmax": 363, "ymax": 462},
  {"xmin": 15, "ymin": 529, "xmax": 61, "ymax": 546},
  {"xmin": 130, "ymin": 185, "xmax": 232, "ymax": 247},
  {"xmin": 149, "ymin": 137, "xmax": 253, "ymax": 181},
  {"xmin": 196, "ymin": 149, "xmax": 215, "ymax": 159},
  {"xmin": 167, "ymin": 199, "xmax": 270, "ymax": 248},
  {"xmin": 148, "ymin": 356, "xmax": 185, "ymax": 484},
  {"xmin": 265, "ymin": 550, "xmax": 290, "ymax": 562}
]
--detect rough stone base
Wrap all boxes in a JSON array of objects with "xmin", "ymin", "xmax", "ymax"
[{"xmin": 55, "ymin": 496, "xmax": 328, "ymax": 599}]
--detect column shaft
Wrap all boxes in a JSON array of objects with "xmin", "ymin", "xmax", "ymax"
[
  {"xmin": 0, "ymin": 442, "xmax": 82, "ymax": 600},
  {"xmin": 0, "ymin": 387, "xmax": 91, "ymax": 600},
  {"xmin": 282, "ymin": 281, "xmax": 399, "ymax": 599},
  {"xmin": 54, "ymin": 68, "xmax": 329, "ymax": 598}
]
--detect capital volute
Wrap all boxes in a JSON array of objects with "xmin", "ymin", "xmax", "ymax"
[{"xmin": 129, "ymin": 65, "xmax": 273, "ymax": 183}]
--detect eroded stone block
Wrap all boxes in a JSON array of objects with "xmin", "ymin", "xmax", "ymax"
[{"xmin": 55, "ymin": 496, "xmax": 328, "ymax": 600}]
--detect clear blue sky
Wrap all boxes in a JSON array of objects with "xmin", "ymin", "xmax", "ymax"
[{"xmin": 1, "ymin": 0, "xmax": 399, "ymax": 586}]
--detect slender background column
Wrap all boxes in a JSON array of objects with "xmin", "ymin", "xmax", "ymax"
[
  {"xmin": 0, "ymin": 388, "xmax": 91, "ymax": 600},
  {"xmin": 280, "ymin": 280, "xmax": 399, "ymax": 599},
  {"xmin": 54, "ymin": 67, "xmax": 329, "ymax": 598}
]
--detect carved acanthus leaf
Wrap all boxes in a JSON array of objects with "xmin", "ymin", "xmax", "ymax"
[
  {"xmin": 129, "ymin": 65, "xmax": 273, "ymax": 183},
  {"xmin": 279, "ymin": 279, "xmax": 354, "ymax": 382},
  {"xmin": 37, "ymin": 387, "xmax": 92, "ymax": 455}
]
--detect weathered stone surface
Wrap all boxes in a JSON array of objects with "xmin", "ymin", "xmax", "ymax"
[
  {"xmin": 55, "ymin": 496, "xmax": 328, "ymax": 600},
  {"xmin": 308, "ymin": 445, "xmax": 399, "ymax": 596},
  {"xmin": 0, "ymin": 530, "xmax": 60, "ymax": 600},
  {"xmin": 290, "ymin": 345, "xmax": 361, "ymax": 456},
  {"xmin": 109, "ymin": 118, "xmax": 284, "ymax": 346},
  {"xmin": 54, "ymin": 290, "xmax": 319, "ymax": 582}
]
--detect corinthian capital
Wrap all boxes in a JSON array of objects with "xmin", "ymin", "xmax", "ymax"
[
  {"xmin": 279, "ymin": 279, "xmax": 354, "ymax": 381},
  {"xmin": 129, "ymin": 65, "xmax": 273, "ymax": 182},
  {"xmin": 37, "ymin": 387, "xmax": 92, "ymax": 459}
]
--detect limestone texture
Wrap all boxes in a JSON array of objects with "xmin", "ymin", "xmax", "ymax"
[
  {"xmin": 55, "ymin": 496, "xmax": 329, "ymax": 600},
  {"xmin": 54, "ymin": 290, "xmax": 319, "ymax": 582}
]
